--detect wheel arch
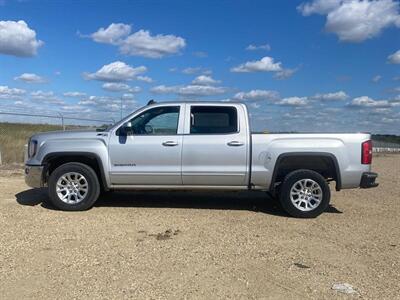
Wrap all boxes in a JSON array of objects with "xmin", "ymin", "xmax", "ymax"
[
  {"xmin": 42, "ymin": 152, "xmax": 108, "ymax": 191},
  {"xmin": 269, "ymin": 152, "xmax": 341, "ymax": 193}
]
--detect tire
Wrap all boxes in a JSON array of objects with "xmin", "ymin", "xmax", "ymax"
[
  {"xmin": 48, "ymin": 162, "xmax": 100, "ymax": 211},
  {"xmin": 279, "ymin": 169, "xmax": 330, "ymax": 218}
]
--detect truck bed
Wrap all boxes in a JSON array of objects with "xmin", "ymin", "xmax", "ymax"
[{"xmin": 250, "ymin": 133, "xmax": 371, "ymax": 189}]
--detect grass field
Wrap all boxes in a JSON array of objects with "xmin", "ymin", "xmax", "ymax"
[{"xmin": 0, "ymin": 123, "xmax": 86, "ymax": 164}]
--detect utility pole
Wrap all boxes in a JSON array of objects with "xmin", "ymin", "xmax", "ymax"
[
  {"xmin": 120, "ymin": 96, "xmax": 123, "ymax": 120},
  {"xmin": 58, "ymin": 113, "xmax": 65, "ymax": 130}
]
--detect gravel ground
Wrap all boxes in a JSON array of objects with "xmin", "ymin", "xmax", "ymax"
[{"xmin": 0, "ymin": 155, "xmax": 399, "ymax": 299}]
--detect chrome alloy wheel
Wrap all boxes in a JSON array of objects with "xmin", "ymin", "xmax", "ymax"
[
  {"xmin": 290, "ymin": 179, "xmax": 323, "ymax": 212},
  {"xmin": 56, "ymin": 172, "xmax": 89, "ymax": 204}
]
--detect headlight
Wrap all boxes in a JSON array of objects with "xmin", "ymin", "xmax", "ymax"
[{"xmin": 28, "ymin": 139, "xmax": 38, "ymax": 158}]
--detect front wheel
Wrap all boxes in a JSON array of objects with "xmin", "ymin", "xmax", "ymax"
[
  {"xmin": 279, "ymin": 169, "xmax": 330, "ymax": 218},
  {"xmin": 48, "ymin": 162, "xmax": 100, "ymax": 211}
]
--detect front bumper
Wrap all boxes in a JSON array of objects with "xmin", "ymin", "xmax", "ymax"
[
  {"xmin": 25, "ymin": 165, "xmax": 44, "ymax": 188},
  {"xmin": 360, "ymin": 172, "xmax": 379, "ymax": 188}
]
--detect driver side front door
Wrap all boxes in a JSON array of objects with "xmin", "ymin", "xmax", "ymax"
[{"xmin": 108, "ymin": 105, "xmax": 184, "ymax": 186}]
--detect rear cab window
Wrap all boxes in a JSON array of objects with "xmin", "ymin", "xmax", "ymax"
[{"xmin": 190, "ymin": 106, "xmax": 238, "ymax": 134}]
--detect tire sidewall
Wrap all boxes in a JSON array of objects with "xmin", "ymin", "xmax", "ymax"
[
  {"xmin": 280, "ymin": 169, "xmax": 331, "ymax": 218},
  {"xmin": 48, "ymin": 163, "xmax": 100, "ymax": 211}
]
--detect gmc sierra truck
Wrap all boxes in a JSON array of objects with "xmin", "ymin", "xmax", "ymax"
[{"xmin": 25, "ymin": 101, "xmax": 378, "ymax": 218}]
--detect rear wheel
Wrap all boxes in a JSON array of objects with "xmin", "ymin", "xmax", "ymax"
[
  {"xmin": 279, "ymin": 169, "xmax": 330, "ymax": 218},
  {"xmin": 48, "ymin": 162, "xmax": 100, "ymax": 211}
]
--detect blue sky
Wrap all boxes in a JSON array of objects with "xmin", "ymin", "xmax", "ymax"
[{"xmin": 0, "ymin": 0, "xmax": 399, "ymax": 133}]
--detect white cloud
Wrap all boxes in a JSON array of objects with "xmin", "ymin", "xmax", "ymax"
[
  {"xmin": 151, "ymin": 84, "xmax": 227, "ymax": 97},
  {"xmin": 246, "ymin": 44, "xmax": 271, "ymax": 51},
  {"xmin": 86, "ymin": 23, "xmax": 186, "ymax": 58},
  {"xmin": 372, "ymin": 108, "xmax": 392, "ymax": 114},
  {"xmin": 30, "ymin": 90, "xmax": 64, "ymax": 105},
  {"xmin": 313, "ymin": 90, "xmax": 349, "ymax": 101},
  {"xmin": 136, "ymin": 75, "xmax": 153, "ymax": 83},
  {"xmin": 182, "ymin": 67, "xmax": 199, "ymax": 74},
  {"xmin": 192, "ymin": 75, "xmax": 220, "ymax": 85},
  {"xmin": 274, "ymin": 68, "xmax": 298, "ymax": 80},
  {"xmin": 90, "ymin": 23, "xmax": 131, "ymax": 45},
  {"xmin": 77, "ymin": 95, "xmax": 137, "ymax": 113},
  {"xmin": 0, "ymin": 85, "xmax": 26, "ymax": 99},
  {"xmin": 14, "ymin": 73, "xmax": 46, "ymax": 83},
  {"xmin": 178, "ymin": 85, "xmax": 227, "ymax": 96},
  {"xmin": 63, "ymin": 91, "xmax": 86, "ymax": 98},
  {"xmin": 250, "ymin": 102, "xmax": 262, "ymax": 109},
  {"xmin": 390, "ymin": 98, "xmax": 400, "ymax": 106},
  {"xmin": 150, "ymin": 85, "xmax": 177, "ymax": 94},
  {"xmin": 231, "ymin": 56, "xmax": 282, "ymax": 72},
  {"xmin": 372, "ymin": 75, "xmax": 382, "ymax": 83},
  {"xmin": 231, "ymin": 56, "xmax": 296, "ymax": 79},
  {"xmin": 61, "ymin": 105, "xmax": 91, "ymax": 113},
  {"xmin": 182, "ymin": 67, "xmax": 212, "ymax": 75},
  {"xmin": 102, "ymin": 82, "xmax": 130, "ymax": 92},
  {"xmin": 102, "ymin": 82, "xmax": 141, "ymax": 93},
  {"xmin": 119, "ymin": 29, "xmax": 185, "ymax": 58},
  {"xmin": 382, "ymin": 117, "xmax": 397, "ymax": 123},
  {"xmin": 30, "ymin": 90, "xmax": 53, "ymax": 97},
  {"xmin": 298, "ymin": 0, "xmax": 341, "ymax": 16},
  {"xmin": 121, "ymin": 93, "xmax": 136, "ymax": 100},
  {"xmin": 129, "ymin": 86, "xmax": 141, "ymax": 93},
  {"xmin": 298, "ymin": 0, "xmax": 400, "ymax": 42},
  {"xmin": 277, "ymin": 97, "xmax": 308, "ymax": 106},
  {"xmin": 349, "ymin": 96, "xmax": 391, "ymax": 108},
  {"xmin": 0, "ymin": 20, "xmax": 43, "ymax": 57},
  {"xmin": 14, "ymin": 100, "xmax": 27, "ymax": 107},
  {"xmin": 78, "ymin": 97, "xmax": 97, "ymax": 106},
  {"xmin": 324, "ymin": 107, "xmax": 342, "ymax": 113},
  {"xmin": 233, "ymin": 89, "xmax": 279, "ymax": 101},
  {"xmin": 78, "ymin": 95, "xmax": 109, "ymax": 105},
  {"xmin": 388, "ymin": 50, "xmax": 400, "ymax": 64},
  {"xmin": 83, "ymin": 61, "xmax": 147, "ymax": 82}
]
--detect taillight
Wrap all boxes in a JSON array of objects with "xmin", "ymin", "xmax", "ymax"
[{"xmin": 361, "ymin": 140, "xmax": 372, "ymax": 164}]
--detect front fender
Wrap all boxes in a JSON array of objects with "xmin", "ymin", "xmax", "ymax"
[{"xmin": 26, "ymin": 138, "xmax": 110, "ymax": 187}]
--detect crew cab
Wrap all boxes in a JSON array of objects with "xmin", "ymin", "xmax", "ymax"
[{"xmin": 25, "ymin": 101, "xmax": 378, "ymax": 218}]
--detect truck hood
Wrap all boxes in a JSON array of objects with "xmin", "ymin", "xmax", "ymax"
[{"xmin": 31, "ymin": 129, "xmax": 107, "ymax": 143}]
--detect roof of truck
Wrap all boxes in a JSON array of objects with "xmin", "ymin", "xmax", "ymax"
[{"xmin": 146, "ymin": 100, "xmax": 246, "ymax": 106}]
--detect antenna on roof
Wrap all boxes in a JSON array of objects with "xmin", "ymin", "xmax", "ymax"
[{"xmin": 147, "ymin": 99, "xmax": 156, "ymax": 105}]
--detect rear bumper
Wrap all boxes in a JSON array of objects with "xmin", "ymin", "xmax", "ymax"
[
  {"xmin": 360, "ymin": 172, "xmax": 378, "ymax": 188},
  {"xmin": 25, "ymin": 165, "xmax": 44, "ymax": 188}
]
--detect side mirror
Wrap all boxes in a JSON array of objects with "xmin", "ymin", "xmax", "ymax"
[{"xmin": 118, "ymin": 122, "xmax": 134, "ymax": 136}]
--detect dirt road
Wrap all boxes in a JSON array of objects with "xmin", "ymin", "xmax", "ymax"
[{"xmin": 1, "ymin": 155, "xmax": 399, "ymax": 299}]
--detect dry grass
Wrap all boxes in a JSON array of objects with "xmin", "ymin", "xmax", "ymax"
[
  {"xmin": 0, "ymin": 122, "xmax": 105, "ymax": 164},
  {"xmin": 0, "ymin": 123, "xmax": 62, "ymax": 164}
]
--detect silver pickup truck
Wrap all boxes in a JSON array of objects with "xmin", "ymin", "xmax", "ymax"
[{"xmin": 25, "ymin": 101, "xmax": 378, "ymax": 218}]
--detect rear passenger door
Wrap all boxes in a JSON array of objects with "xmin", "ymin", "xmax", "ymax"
[{"xmin": 181, "ymin": 104, "xmax": 249, "ymax": 186}]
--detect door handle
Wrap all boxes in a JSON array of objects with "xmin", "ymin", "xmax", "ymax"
[
  {"xmin": 227, "ymin": 141, "xmax": 244, "ymax": 147},
  {"xmin": 162, "ymin": 141, "xmax": 179, "ymax": 147}
]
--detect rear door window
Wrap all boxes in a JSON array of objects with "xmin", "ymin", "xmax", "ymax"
[{"xmin": 190, "ymin": 106, "xmax": 238, "ymax": 134}]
